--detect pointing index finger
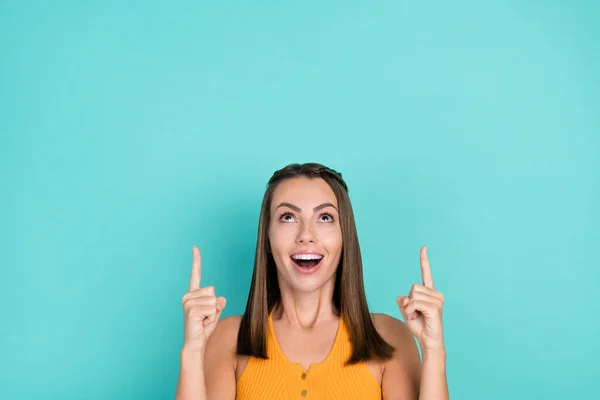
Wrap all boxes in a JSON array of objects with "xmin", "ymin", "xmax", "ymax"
[
  {"xmin": 420, "ymin": 245, "xmax": 434, "ymax": 289},
  {"xmin": 189, "ymin": 245, "xmax": 201, "ymax": 292}
]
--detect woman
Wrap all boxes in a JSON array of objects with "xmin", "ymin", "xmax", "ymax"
[{"xmin": 176, "ymin": 163, "xmax": 448, "ymax": 399}]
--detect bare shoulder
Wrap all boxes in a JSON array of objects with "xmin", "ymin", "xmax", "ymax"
[
  {"xmin": 203, "ymin": 315, "xmax": 243, "ymax": 399},
  {"xmin": 204, "ymin": 315, "xmax": 242, "ymax": 369},
  {"xmin": 206, "ymin": 315, "xmax": 242, "ymax": 354},
  {"xmin": 370, "ymin": 312, "xmax": 414, "ymax": 347},
  {"xmin": 215, "ymin": 314, "xmax": 243, "ymax": 336},
  {"xmin": 371, "ymin": 313, "xmax": 421, "ymax": 397}
]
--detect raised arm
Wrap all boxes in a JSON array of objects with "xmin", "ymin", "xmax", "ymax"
[
  {"xmin": 175, "ymin": 246, "xmax": 233, "ymax": 400},
  {"xmin": 382, "ymin": 246, "xmax": 449, "ymax": 399}
]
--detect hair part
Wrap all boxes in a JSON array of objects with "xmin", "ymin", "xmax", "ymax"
[{"xmin": 236, "ymin": 162, "xmax": 394, "ymax": 365}]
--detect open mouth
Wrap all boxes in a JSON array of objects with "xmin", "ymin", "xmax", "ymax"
[{"xmin": 291, "ymin": 253, "xmax": 324, "ymax": 269}]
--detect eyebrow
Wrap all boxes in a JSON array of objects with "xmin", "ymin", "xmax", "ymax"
[{"xmin": 275, "ymin": 202, "xmax": 338, "ymax": 213}]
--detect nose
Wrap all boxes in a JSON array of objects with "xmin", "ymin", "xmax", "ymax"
[{"xmin": 296, "ymin": 223, "xmax": 316, "ymax": 244}]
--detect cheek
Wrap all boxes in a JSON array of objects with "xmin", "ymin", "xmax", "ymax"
[
  {"xmin": 269, "ymin": 223, "xmax": 295, "ymax": 254},
  {"xmin": 318, "ymin": 224, "xmax": 342, "ymax": 252}
]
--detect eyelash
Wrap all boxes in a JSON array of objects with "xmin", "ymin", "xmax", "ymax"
[{"xmin": 279, "ymin": 212, "xmax": 335, "ymax": 223}]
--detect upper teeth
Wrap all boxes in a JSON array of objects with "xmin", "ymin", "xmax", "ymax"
[{"xmin": 292, "ymin": 254, "xmax": 323, "ymax": 260}]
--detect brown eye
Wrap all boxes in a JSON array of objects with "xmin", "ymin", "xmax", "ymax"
[
  {"xmin": 319, "ymin": 213, "xmax": 334, "ymax": 222},
  {"xmin": 280, "ymin": 213, "xmax": 295, "ymax": 222}
]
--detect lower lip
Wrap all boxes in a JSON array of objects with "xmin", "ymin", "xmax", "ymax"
[{"xmin": 291, "ymin": 257, "xmax": 323, "ymax": 275}]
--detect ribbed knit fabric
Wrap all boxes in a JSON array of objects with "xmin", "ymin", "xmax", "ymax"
[{"xmin": 236, "ymin": 312, "xmax": 382, "ymax": 399}]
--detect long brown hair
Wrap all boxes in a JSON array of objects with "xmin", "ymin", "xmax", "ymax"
[{"xmin": 236, "ymin": 162, "xmax": 394, "ymax": 364}]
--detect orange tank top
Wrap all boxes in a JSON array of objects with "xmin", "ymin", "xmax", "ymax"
[{"xmin": 236, "ymin": 312, "xmax": 382, "ymax": 399}]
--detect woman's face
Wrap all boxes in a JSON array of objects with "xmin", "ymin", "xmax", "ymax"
[{"xmin": 268, "ymin": 177, "xmax": 343, "ymax": 293}]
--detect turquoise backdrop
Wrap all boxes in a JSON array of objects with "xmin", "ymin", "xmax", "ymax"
[{"xmin": 1, "ymin": 1, "xmax": 599, "ymax": 399}]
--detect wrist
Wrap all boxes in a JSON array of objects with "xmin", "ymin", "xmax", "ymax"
[
  {"xmin": 422, "ymin": 346, "xmax": 446, "ymax": 360},
  {"xmin": 180, "ymin": 346, "xmax": 205, "ymax": 365}
]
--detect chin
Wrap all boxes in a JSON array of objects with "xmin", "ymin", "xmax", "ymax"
[{"xmin": 286, "ymin": 264, "xmax": 337, "ymax": 293}]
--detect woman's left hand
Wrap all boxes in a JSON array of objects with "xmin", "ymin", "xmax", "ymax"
[{"xmin": 397, "ymin": 246, "xmax": 445, "ymax": 353}]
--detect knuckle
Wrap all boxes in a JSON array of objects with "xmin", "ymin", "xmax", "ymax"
[
  {"xmin": 192, "ymin": 296, "xmax": 217, "ymax": 306},
  {"xmin": 188, "ymin": 307, "xmax": 203, "ymax": 318},
  {"xmin": 191, "ymin": 304, "xmax": 217, "ymax": 315},
  {"xmin": 186, "ymin": 302, "xmax": 199, "ymax": 312},
  {"xmin": 204, "ymin": 286, "xmax": 215, "ymax": 295},
  {"xmin": 192, "ymin": 304, "xmax": 205, "ymax": 312}
]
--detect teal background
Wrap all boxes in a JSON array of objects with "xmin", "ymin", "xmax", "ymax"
[{"xmin": 1, "ymin": 1, "xmax": 599, "ymax": 398}]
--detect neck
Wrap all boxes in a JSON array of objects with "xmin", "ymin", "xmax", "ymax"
[{"xmin": 274, "ymin": 275, "xmax": 338, "ymax": 329}]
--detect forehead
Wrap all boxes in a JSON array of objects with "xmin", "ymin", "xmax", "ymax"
[{"xmin": 270, "ymin": 177, "xmax": 338, "ymax": 211}]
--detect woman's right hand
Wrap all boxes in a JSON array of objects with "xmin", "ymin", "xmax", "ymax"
[{"xmin": 181, "ymin": 245, "xmax": 227, "ymax": 355}]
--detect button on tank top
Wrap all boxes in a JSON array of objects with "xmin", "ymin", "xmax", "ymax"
[{"xmin": 236, "ymin": 312, "xmax": 382, "ymax": 399}]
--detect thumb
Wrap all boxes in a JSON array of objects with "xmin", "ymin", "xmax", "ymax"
[
  {"xmin": 204, "ymin": 296, "xmax": 227, "ymax": 325},
  {"xmin": 216, "ymin": 296, "xmax": 227, "ymax": 318},
  {"xmin": 397, "ymin": 296, "xmax": 409, "ymax": 319}
]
